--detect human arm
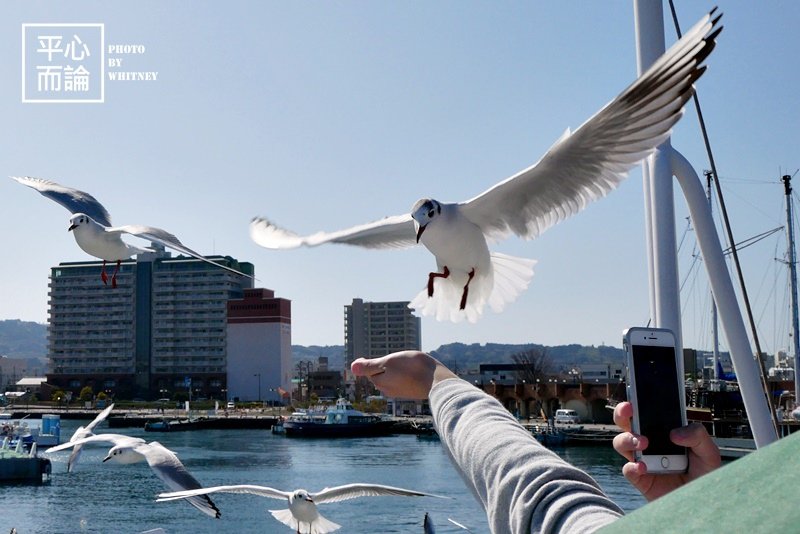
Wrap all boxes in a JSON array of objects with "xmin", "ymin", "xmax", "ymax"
[
  {"xmin": 611, "ymin": 401, "xmax": 721, "ymax": 501},
  {"xmin": 352, "ymin": 351, "xmax": 624, "ymax": 533}
]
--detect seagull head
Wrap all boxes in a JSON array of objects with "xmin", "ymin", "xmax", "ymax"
[
  {"xmin": 291, "ymin": 490, "xmax": 314, "ymax": 504},
  {"xmin": 411, "ymin": 198, "xmax": 441, "ymax": 243},
  {"xmin": 103, "ymin": 444, "xmax": 139, "ymax": 464},
  {"xmin": 68, "ymin": 213, "xmax": 94, "ymax": 232}
]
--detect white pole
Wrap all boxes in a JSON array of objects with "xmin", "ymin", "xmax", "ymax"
[
  {"xmin": 671, "ymin": 150, "xmax": 777, "ymax": 446},
  {"xmin": 633, "ymin": 0, "xmax": 683, "ymax": 349}
]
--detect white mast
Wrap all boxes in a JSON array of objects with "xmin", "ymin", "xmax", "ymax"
[{"xmin": 633, "ymin": 0, "xmax": 777, "ymax": 447}]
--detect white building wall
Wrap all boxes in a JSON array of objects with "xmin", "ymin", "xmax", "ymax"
[{"xmin": 226, "ymin": 321, "xmax": 290, "ymax": 402}]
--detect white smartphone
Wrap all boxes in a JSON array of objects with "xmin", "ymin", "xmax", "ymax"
[{"xmin": 623, "ymin": 327, "xmax": 688, "ymax": 474}]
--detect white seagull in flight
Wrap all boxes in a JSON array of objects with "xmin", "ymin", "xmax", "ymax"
[
  {"xmin": 45, "ymin": 433, "xmax": 221, "ymax": 519},
  {"xmin": 12, "ymin": 176, "xmax": 252, "ymax": 288},
  {"xmin": 250, "ymin": 10, "xmax": 722, "ymax": 323},
  {"xmin": 64, "ymin": 402, "xmax": 115, "ymax": 473},
  {"xmin": 157, "ymin": 482, "xmax": 445, "ymax": 533}
]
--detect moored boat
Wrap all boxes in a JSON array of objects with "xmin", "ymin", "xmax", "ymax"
[
  {"xmin": 144, "ymin": 417, "xmax": 210, "ymax": 432},
  {"xmin": 0, "ymin": 437, "xmax": 52, "ymax": 484},
  {"xmin": 283, "ymin": 398, "xmax": 396, "ymax": 438}
]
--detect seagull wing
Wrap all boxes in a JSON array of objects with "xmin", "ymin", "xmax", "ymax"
[
  {"xmin": 66, "ymin": 423, "xmax": 89, "ymax": 473},
  {"xmin": 459, "ymin": 10, "xmax": 722, "ymax": 243},
  {"xmin": 68, "ymin": 425, "xmax": 88, "ymax": 443},
  {"xmin": 107, "ymin": 224, "xmax": 254, "ymax": 279},
  {"xmin": 157, "ymin": 484, "xmax": 290, "ymax": 502},
  {"xmin": 249, "ymin": 214, "xmax": 416, "ymax": 250},
  {"xmin": 45, "ymin": 433, "xmax": 142, "ymax": 453},
  {"xmin": 11, "ymin": 176, "xmax": 113, "ymax": 227},
  {"xmin": 84, "ymin": 403, "xmax": 115, "ymax": 433},
  {"xmin": 66, "ymin": 404, "xmax": 113, "ymax": 472},
  {"xmin": 138, "ymin": 442, "xmax": 221, "ymax": 518},
  {"xmin": 312, "ymin": 483, "xmax": 446, "ymax": 505}
]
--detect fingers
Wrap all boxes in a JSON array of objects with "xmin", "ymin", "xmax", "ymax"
[
  {"xmin": 613, "ymin": 401, "xmax": 634, "ymax": 431},
  {"xmin": 613, "ymin": 432, "xmax": 648, "ymax": 463},
  {"xmin": 671, "ymin": 423, "xmax": 722, "ymax": 470},
  {"xmin": 621, "ymin": 460, "xmax": 648, "ymax": 484},
  {"xmin": 613, "ymin": 402, "xmax": 647, "ymax": 464}
]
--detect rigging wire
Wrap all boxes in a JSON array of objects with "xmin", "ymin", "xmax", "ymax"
[{"xmin": 667, "ymin": 2, "xmax": 765, "ymax": 357}]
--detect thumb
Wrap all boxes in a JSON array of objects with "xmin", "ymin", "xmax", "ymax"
[{"xmin": 351, "ymin": 357, "xmax": 386, "ymax": 377}]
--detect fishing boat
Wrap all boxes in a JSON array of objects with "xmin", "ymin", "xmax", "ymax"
[
  {"xmin": 0, "ymin": 414, "xmax": 60, "ymax": 448},
  {"xmin": 0, "ymin": 437, "xmax": 52, "ymax": 483},
  {"xmin": 282, "ymin": 398, "xmax": 395, "ymax": 438}
]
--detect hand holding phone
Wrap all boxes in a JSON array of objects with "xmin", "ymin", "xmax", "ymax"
[{"xmin": 623, "ymin": 327, "xmax": 688, "ymax": 474}]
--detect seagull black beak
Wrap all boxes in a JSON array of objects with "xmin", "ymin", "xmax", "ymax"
[
  {"xmin": 68, "ymin": 224, "xmax": 77, "ymax": 232},
  {"xmin": 102, "ymin": 456, "xmax": 111, "ymax": 463},
  {"xmin": 305, "ymin": 497, "xmax": 314, "ymax": 503},
  {"xmin": 416, "ymin": 224, "xmax": 426, "ymax": 243}
]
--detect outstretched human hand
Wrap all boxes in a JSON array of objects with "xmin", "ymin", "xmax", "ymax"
[
  {"xmin": 350, "ymin": 350, "xmax": 458, "ymax": 399},
  {"xmin": 612, "ymin": 401, "xmax": 721, "ymax": 501}
]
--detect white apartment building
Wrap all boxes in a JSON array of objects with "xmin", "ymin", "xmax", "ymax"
[{"xmin": 45, "ymin": 249, "xmax": 292, "ymax": 400}]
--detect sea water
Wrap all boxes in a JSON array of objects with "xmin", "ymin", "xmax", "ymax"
[{"xmin": 1, "ymin": 420, "xmax": 645, "ymax": 533}]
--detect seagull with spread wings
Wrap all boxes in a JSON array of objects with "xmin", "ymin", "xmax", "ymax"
[
  {"xmin": 12, "ymin": 176, "xmax": 252, "ymax": 288},
  {"xmin": 251, "ymin": 10, "xmax": 722, "ymax": 323},
  {"xmin": 46, "ymin": 433, "xmax": 221, "ymax": 518},
  {"xmin": 158, "ymin": 482, "xmax": 445, "ymax": 533}
]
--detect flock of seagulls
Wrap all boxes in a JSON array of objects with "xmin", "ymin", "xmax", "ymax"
[
  {"xmin": 44, "ymin": 405, "xmax": 445, "ymax": 532},
  {"xmin": 12, "ymin": 10, "xmax": 721, "ymax": 322},
  {"xmin": 157, "ymin": 483, "xmax": 446, "ymax": 533},
  {"xmin": 26, "ymin": 7, "xmax": 723, "ymax": 532}
]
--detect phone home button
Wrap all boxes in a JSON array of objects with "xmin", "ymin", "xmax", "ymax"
[{"xmin": 660, "ymin": 456, "xmax": 670, "ymax": 469}]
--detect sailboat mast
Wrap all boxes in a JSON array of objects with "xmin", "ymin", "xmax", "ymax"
[
  {"xmin": 783, "ymin": 175, "xmax": 800, "ymax": 403},
  {"xmin": 705, "ymin": 171, "xmax": 721, "ymax": 380}
]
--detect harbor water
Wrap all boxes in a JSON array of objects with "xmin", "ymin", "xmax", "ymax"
[{"xmin": 1, "ymin": 420, "xmax": 646, "ymax": 533}]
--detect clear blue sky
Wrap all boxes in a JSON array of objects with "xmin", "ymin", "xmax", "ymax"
[{"xmin": 2, "ymin": 2, "xmax": 798, "ymax": 356}]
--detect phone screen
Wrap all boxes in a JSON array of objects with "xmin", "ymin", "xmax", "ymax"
[{"xmin": 632, "ymin": 344, "xmax": 685, "ymax": 455}]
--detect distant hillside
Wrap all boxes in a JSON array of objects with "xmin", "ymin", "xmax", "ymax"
[
  {"xmin": 292, "ymin": 345, "xmax": 346, "ymax": 369},
  {"xmin": 1, "ymin": 319, "xmax": 627, "ymax": 374},
  {"xmin": 430, "ymin": 342, "xmax": 624, "ymax": 372},
  {"xmin": 291, "ymin": 342, "xmax": 625, "ymax": 372},
  {"xmin": 0, "ymin": 320, "xmax": 47, "ymax": 359},
  {"xmin": 0, "ymin": 320, "xmax": 49, "ymax": 381}
]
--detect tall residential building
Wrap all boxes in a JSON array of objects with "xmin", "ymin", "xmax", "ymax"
[
  {"xmin": 344, "ymin": 298, "xmax": 421, "ymax": 368},
  {"xmin": 45, "ymin": 249, "xmax": 279, "ymax": 400},
  {"xmin": 226, "ymin": 288, "xmax": 292, "ymax": 402}
]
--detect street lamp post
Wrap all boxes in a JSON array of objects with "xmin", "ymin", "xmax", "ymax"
[{"xmin": 254, "ymin": 373, "xmax": 262, "ymax": 403}]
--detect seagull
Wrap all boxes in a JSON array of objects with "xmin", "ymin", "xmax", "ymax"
[
  {"xmin": 423, "ymin": 513, "xmax": 473, "ymax": 534},
  {"xmin": 250, "ymin": 10, "xmax": 722, "ymax": 323},
  {"xmin": 65, "ymin": 402, "xmax": 115, "ymax": 473},
  {"xmin": 45, "ymin": 433, "xmax": 221, "ymax": 518},
  {"xmin": 12, "ymin": 176, "xmax": 253, "ymax": 288},
  {"xmin": 424, "ymin": 512, "xmax": 436, "ymax": 534},
  {"xmin": 157, "ymin": 482, "xmax": 445, "ymax": 533}
]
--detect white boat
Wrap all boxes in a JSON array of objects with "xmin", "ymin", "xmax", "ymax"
[{"xmin": 283, "ymin": 398, "xmax": 395, "ymax": 438}]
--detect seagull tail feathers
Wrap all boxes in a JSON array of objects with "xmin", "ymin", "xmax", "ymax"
[
  {"xmin": 268, "ymin": 508, "xmax": 341, "ymax": 534},
  {"xmin": 486, "ymin": 252, "xmax": 536, "ymax": 313},
  {"xmin": 408, "ymin": 253, "xmax": 535, "ymax": 322}
]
